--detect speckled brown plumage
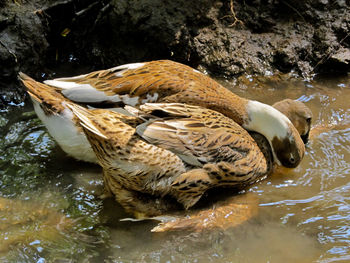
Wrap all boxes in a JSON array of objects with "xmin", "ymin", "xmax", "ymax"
[
  {"xmin": 20, "ymin": 60, "xmax": 307, "ymax": 169},
  {"xmin": 19, "ymin": 72, "xmax": 311, "ymax": 218},
  {"xmin": 68, "ymin": 103, "xmax": 269, "ymax": 217},
  {"xmin": 48, "ymin": 60, "xmax": 250, "ymax": 125},
  {"xmin": 19, "ymin": 72, "xmax": 310, "ymax": 168},
  {"xmin": 19, "ymin": 72, "xmax": 67, "ymax": 115},
  {"xmin": 43, "ymin": 60, "xmax": 306, "ymax": 169}
]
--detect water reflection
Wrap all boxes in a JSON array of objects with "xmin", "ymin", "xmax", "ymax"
[
  {"xmin": 0, "ymin": 74, "xmax": 350, "ymax": 262},
  {"xmin": 0, "ymin": 104, "xmax": 106, "ymax": 261}
]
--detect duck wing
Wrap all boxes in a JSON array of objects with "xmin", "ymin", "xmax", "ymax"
[
  {"xmin": 43, "ymin": 60, "xmax": 223, "ymax": 106},
  {"xmin": 134, "ymin": 103, "xmax": 258, "ymax": 167}
]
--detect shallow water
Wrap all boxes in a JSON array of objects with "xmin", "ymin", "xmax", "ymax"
[{"xmin": 1, "ymin": 73, "xmax": 350, "ymax": 262}]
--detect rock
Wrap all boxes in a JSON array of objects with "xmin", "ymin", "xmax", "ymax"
[
  {"xmin": 0, "ymin": 0, "xmax": 49, "ymax": 107},
  {"xmin": 331, "ymin": 47, "xmax": 350, "ymax": 64}
]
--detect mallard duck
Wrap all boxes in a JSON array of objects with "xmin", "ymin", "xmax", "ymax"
[
  {"xmin": 20, "ymin": 60, "xmax": 304, "ymax": 168},
  {"xmin": 66, "ymin": 101, "xmax": 304, "ymax": 217}
]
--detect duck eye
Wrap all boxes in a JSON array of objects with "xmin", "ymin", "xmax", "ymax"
[
  {"xmin": 306, "ymin": 117, "xmax": 311, "ymax": 124},
  {"xmin": 290, "ymin": 156, "xmax": 295, "ymax": 164}
]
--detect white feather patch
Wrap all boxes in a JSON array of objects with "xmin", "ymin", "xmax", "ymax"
[
  {"xmin": 45, "ymin": 72, "xmax": 89, "ymax": 83},
  {"xmin": 120, "ymin": 94, "xmax": 139, "ymax": 106},
  {"xmin": 141, "ymin": 92, "xmax": 159, "ymax": 104},
  {"xmin": 245, "ymin": 100, "xmax": 291, "ymax": 140},
  {"xmin": 62, "ymin": 86, "xmax": 122, "ymax": 103},
  {"xmin": 58, "ymin": 85, "xmax": 140, "ymax": 105},
  {"xmin": 111, "ymin": 62, "xmax": 145, "ymax": 77},
  {"xmin": 44, "ymin": 80, "xmax": 91, "ymax": 90},
  {"xmin": 31, "ymin": 99, "xmax": 97, "ymax": 163},
  {"xmin": 111, "ymin": 62, "xmax": 146, "ymax": 71}
]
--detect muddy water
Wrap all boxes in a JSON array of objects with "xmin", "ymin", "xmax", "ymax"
[{"xmin": 0, "ymin": 73, "xmax": 349, "ymax": 262}]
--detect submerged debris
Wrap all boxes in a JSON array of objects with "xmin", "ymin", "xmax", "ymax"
[{"xmin": 151, "ymin": 193, "xmax": 258, "ymax": 232}]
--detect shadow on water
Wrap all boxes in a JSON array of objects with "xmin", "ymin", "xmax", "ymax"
[{"xmin": 1, "ymin": 72, "xmax": 350, "ymax": 262}]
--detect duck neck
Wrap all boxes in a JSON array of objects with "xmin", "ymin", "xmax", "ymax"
[
  {"xmin": 243, "ymin": 100, "xmax": 292, "ymax": 165},
  {"xmin": 205, "ymin": 88, "xmax": 250, "ymax": 126}
]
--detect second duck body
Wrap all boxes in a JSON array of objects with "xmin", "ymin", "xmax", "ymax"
[{"xmin": 68, "ymin": 102, "xmax": 274, "ymax": 216}]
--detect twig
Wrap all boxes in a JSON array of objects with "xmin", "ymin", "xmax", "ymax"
[
  {"xmin": 221, "ymin": 0, "xmax": 243, "ymax": 27},
  {"xmin": 13, "ymin": 0, "xmax": 21, "ymax": 6},
  {"xmin": 0, "ymin": 39, "xmax": 18, "ymax": 63},
  {"xmin": 93, "ymin": 3, "xmax": 111, "ymax": 27},
  {"xmin": 312, "ymin": 32, "xmax": 350, "ymax": 73},
  {"xmin": 281, "ymin": 1, "xmax": 305, "ymax": 22},
  {"xmin": 75, "ymin": 1, "xmax": 100, "ymax": 17}
]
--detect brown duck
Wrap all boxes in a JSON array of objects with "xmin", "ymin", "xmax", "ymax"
[
  {"xmin": 67, "ymin": 101, "xmax": 305, "ymax": 217},
  {"xmin": 20, "ymin": 60, "xmax": 305, "ymax": 168}
]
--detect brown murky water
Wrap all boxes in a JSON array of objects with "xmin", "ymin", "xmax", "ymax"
[{"xmin": 0, "ymin": 72, "xmax": 349, "ymax": 262}]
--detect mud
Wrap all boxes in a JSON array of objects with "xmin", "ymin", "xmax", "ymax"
[{"xmin": 1, "ymin": 0, "xmax": 349, "ymax": 106}]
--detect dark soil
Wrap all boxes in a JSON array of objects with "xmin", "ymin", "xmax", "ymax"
[{"xmin": 1, "ymin": 0, "xmax": 349, "ymax": 107}]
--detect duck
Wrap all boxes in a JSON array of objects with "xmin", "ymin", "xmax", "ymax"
[
  {"xmin": 66, "ymin": 102, "xmax": 283, "ymax": 216},
  {"xmin": 152, "ymin": 103, "xmax": 313, "ymax": 232},
  {"xmin": 19, "ymin": 72, "xmax": 311, "ymax": 167},
  {"xmin": 20, "ymin": 60, "xmax": 305, "ymax": 168},
  {"xmin": 68, "ymin": 99, "xmax": 307, "ymax": 217}
]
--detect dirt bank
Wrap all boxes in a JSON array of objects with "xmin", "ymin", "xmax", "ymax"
[{"xmin": 1, "ymin": 0, "xmax": 349, "ymax": 107}]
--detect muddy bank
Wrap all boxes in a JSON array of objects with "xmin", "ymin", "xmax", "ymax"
[
  {"xmin": 101, "ymin": 0, "xmax": 350, "ymax": 77},
  {"xmin": 0, "ymin": 0, "xmax": 47, "ymax": 105},
  {"xmin": 1, "ymin": 0, "xmax": 349, "ymax": 106}
]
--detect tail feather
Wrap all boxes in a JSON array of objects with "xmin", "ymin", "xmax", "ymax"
[
  {"xmin": 18, "ymin": 72, "xmax": 50, "ymax": 95},
  {"xmin": 26, "ymin": 91, "xmax": 42, "ymax": 104},
  {"xmin": 18, "ymin": 72, "xmax": 68, "ymax": 112},
  {"xmin": 18, "ymin": 72, "xmax": 32, "ymax": 81}
]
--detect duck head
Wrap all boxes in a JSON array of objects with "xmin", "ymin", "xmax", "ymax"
[
  {"xmin": 244, "ymin": 100, "xmax": 305, "ymax": 168},
  {"xmin": 272, "ymin": 99, "xmax": 312, "ymax": 144}
]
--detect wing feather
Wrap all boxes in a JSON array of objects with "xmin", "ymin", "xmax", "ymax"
[
  {"xmin": 136, "ymin": 116, "xmax": 250, "ymax": 167},
  {"xmin": 66, "ymin": 103, "xmax": 107, "ymax": 139},
  {"xmin": 41, "ymin": 60, "xmax": 220, "ymax": 106}
]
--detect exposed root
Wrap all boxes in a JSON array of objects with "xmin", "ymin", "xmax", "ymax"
[
  {"xmin": 13, "ymin": 0, "xmax": 22, "ymax": 6},
  {"xmin": 221, "ymin": 0, "xmax": 243, "ymax": 27}
]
